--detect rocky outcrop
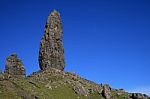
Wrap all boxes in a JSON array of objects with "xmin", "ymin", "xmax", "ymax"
[
  {"xmin": 39, "ymin": 10, "xmax": 65, "ymax": 71},
  {"xmin": 28, "ymin": 68, "xmax": 103, "ymax": 96},
  {"xmin": 4, "ymin": 53, "xmax": 25, "ymax": 78}
]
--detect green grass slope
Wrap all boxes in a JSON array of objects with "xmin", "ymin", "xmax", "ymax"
[{"xmin": 0, "ymin": 69, "xmax": 149, "ymax": 99}]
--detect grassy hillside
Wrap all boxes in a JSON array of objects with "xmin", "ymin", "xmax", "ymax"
[{"xmin": 0, "ymin": 69, "xmax": 149, "ymax": 99}]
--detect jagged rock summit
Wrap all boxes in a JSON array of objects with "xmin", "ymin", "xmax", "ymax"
[
  {"xmin": 39, "ymin": 10, "xmax": 65, "ymax": 71},
  {"xmin": 4, "ymin": 53, "xmax": 26, "ymax": 78}
]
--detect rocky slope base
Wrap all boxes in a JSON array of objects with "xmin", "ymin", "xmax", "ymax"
[{"xmin": 0, "ymin": 69, "xmax": 149, "ymax": 99}]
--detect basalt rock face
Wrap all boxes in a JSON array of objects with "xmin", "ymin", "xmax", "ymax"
[
  {"xmin": 4, "ymin": 53, "xmax": 25, "ymax": 78},
  {"xmin": 39, "ymin": 10, "xmax": 65, "ymax": 71}
]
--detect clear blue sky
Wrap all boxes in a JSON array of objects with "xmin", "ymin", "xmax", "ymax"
[{"xmin": 0, "ymin": 0, "xmax": 150, "ymax": 95}]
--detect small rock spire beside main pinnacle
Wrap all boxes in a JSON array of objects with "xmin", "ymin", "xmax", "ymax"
[
  {"xmin": 39, "ymin": 10, "xmax": 65, "ymax": 71},
  {"xmin": 4, "ymin": 53, "xmax": 26, "ymax": 78}
]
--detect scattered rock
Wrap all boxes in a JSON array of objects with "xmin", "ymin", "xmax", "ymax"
[
  {"xmin": 0, "ymin": 72, "xmax": 4, "ymax": 81},
  {"xmin": 39, "ymin": 10, "xmax": 65, "ymax": 71},
  {"xmin": 130, "ymin": 93, "xmax": 149, "ymax": 99},
  {"xmin": 4, "ymin": 53, "xmax": 26, "ymax": 78}
]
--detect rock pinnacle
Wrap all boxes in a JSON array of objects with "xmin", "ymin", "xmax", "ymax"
[{"xmin": 39, "ymin": 10, "xmax": 65, "ymax": 71}]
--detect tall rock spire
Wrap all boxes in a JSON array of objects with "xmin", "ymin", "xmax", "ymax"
[{"xmin": 39, "ymin": 10, "xmax": 65, "ymax": 71}]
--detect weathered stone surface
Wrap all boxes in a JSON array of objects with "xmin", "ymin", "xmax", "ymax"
[
  {"xmin": 4, "ymin": 53, "xmax": 25, "ymax": 78},
  {"xmin": 102, "ymin": 84, "xmax": 112, "ymax": 99},
  {"xmin": 39, "ymin": 10, "xmax": 65, "ymax": 71}
]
